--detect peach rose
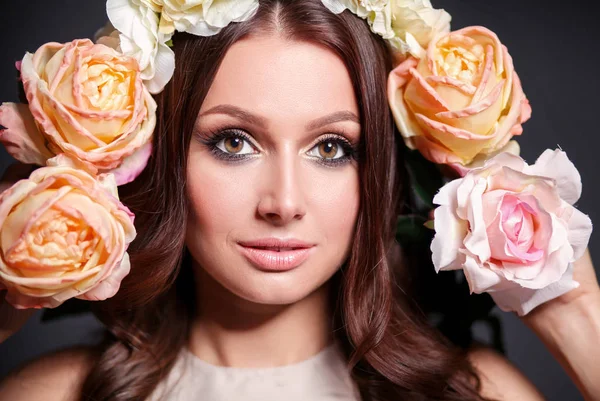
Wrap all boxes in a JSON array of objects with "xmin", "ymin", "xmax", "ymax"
[
  {"xmin": 431, "ymin": 150, "xmax": 593, "ymax": 316},
  {"xmin": 388, "ymin": 26, "xmax": 532, "ymax": 174},
  {"xmin": 0, "ymin": 155, "xmax": 136, "ymax": 309},
  {"xmin": 0, "ymin": 39, "xmax": 156, "ymax": 185}
]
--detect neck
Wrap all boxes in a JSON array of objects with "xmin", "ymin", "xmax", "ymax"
[{"xmin": 188, "ymin": 267, "xmax": 334, "ymax": 368}]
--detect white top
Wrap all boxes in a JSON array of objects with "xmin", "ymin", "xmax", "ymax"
[{"xmin": 148, "ymin": 343, "xmax": 361, "ymax": 401}]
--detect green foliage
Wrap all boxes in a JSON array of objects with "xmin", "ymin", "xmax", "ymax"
[
  {"xmin": 397, "ymin": 148, "xmax": 503, "ymax": 353},
  {"xmin": 404, "ymin": 149, "xmax": 444, "ymax": 212},
  {"xmin": 395, "ymin": 214, "xmax": 430, "ymax": 245}
]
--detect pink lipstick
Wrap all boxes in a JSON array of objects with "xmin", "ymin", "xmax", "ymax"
[{"xmin": 237, "ymin": 238, "xmax": 315, "ymax": 272}]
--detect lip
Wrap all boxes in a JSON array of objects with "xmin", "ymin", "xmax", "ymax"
[{"xmin": 236, "ymin": 238, "xmax": 315, "ymax": 272}]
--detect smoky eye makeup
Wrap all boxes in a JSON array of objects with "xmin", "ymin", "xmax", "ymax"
[
  {"xmin": 305, "ymin": 132, "xmax": 361, "ymax": 167},
  {"xmin": 194, "ymin": 126, "xmax": 361, "ymax": 167},
  {"xmin": 194, "ymin": 127, "xmax": 260, "ymax": 164}
]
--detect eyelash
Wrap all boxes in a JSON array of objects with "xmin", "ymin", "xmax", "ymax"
[{"xmin": 197, "ymin": 127, "xmax": 360, "ymax": 167}]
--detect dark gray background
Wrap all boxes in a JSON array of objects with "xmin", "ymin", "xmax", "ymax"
[{"xmin": 0, "ymin": 1, "xmax": 598, "ymax": 400}]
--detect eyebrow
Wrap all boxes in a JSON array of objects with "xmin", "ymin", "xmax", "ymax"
[{"xmin": 199, "ymin": 104, "xmax": 360, "ymax": 130}]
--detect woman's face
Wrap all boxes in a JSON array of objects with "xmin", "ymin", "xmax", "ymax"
[{"xmin": 185, "ymin": 35, "xmax": 361, "ymax": 305}]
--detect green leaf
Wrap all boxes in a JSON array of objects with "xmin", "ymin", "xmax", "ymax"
[
  {"xmin": 395, "ymin": 214, "xmax": 432, "ymax": 245},
  {"xmin": 424, "ymin": 219, "xmax": 435, "ymax": 230},
  {"xmin": 404, "ymin": 150, "xmax": 444, "ymax": 211},
  {"xmin": 165, "ymin": 39, "xmax": 174, "ymax": 48}
]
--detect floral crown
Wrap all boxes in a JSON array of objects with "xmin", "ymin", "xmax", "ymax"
[{"xmin": 0, "ymin": 0, "xmax": 592, "ymax": 318}]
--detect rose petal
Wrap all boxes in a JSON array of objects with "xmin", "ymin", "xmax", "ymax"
[
  {"xmin": 0, "ymin": 103, "xmax": 54, "ymax": 165},
  {"xmin": 78, "ymin": 252, "xmax": 130, "ymax": 301},
  {"xmin": 490, "ymin": 261, "xmax": 579, "ymax": 316},
  {"xmin": 203, "ymin": 0, "xmax": 259, "ymax": 29},
  {"xmin": 497, "ymin": 257, "xmax": 545, "ymax": 282},
  {"xmin": 109, "ymin": 140, "xmax": 152, "ymax": 185},
  {"xmin": 431, "ymin": 205, "xmax": 468, "ymax": 271},
  {"xmin": 3, "ymin": 290, "xmax": 60, "ymax": 309},
  {"xmin": 447, "ymin": 140, "xmax": 520, "ymax": 176},
  {"xmin": 432, "ymin": 176, "xmax": 462, "ymax": 206},
  {"xmin": 46, "ymin": 154, "xmax": 98, "ymax": 176},
  {"xmin": 462, "ymin": 254, "xmax": 502, "ymax": 293},
  {"xmin": 388, "ymin": 57, "xmax": 421, "ymax": 148},
  {"xmin": 482, "ymin": 151, "xmax": 526, "ymax": 172},
  {"xmin": 320, "ymin": 0, "xmax": 352, "ymax": 14},
  {"xmin": 546, "ymin": 213, "xmax": 570, "ymax": 256},
  {"xmin": 413, "ymin": 113, "xmax": 495, "ymax": 162},
  {"xmin": 455, "ymin": 174, "xmax": 478, "ymax": 220},
  {"xmin": 412, "ymin": 135, "xmax": 464, "ymax": 165},
  {"xmin": 489, "ymin": 71, "xmax": 528, "ymax": 151},
  {"xmin": 434, "ymin": 79, "xmax": 505, "ymax": 135},
  {"xmin": 508, "ymin": 231, "xmax": 572, "ymax": 290},
  {"xmin": 566, "ymin": 207, "xmax": 593, "ymax": 261},
  {"xmin": 528, "ymin": 149, "xmax": 582, "ymax": 205},
  {"xmin": 463, "ymin": 178, "xmax": 491, "ymax": 262},
  {"xmin": 144, "ymin": 41, "xmax": 175, "ymax": 95}
]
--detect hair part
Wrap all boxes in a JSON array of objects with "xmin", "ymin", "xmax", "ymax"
[{"xmin": 81, "ymin": 1, "xmax": 490, "ymax": 400}]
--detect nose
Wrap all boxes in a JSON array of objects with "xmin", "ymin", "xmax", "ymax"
[{"xmin": 257, "ymin": 150, "xmax": 307, "ymax": 226}]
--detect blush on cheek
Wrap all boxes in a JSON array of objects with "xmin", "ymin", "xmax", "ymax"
[
  {"xmin": 186, "ymin": 153, "xmax": 253, "ymax": 227},
  {"xmin": 317, "ymin": 173, "xmax": 360, "ymax": 263}
]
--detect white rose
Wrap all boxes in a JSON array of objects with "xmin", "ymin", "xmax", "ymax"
[
  {"xmin": 320, "ymin": 0, "xmax": 449, "ymax": 56},
  {"xmin": 388, "ymin": 0, "xmax": 451, "ymax": 58},
  {"xmin": 321, "ymin": 0, "xmax": 394, "ymax": 38},
  {"xmin": 106, "ymin": 0, "xmax": 175, "ymax": 94},
  {"xmin": 365, "ymin": 1, "xmax": 394, "ymax": 39},
  {"xmin": 155, "ymin": 0, "xmax": 259, "ymax": 37}
]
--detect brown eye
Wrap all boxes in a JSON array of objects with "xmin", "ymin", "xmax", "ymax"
[
  {"xmin": 224, "ymin": 137, "xmax": 244, "ymax": 153},
  {"xmin": 216, "ymin": 134, "xmax": 255, "ymax": 155},
  {"xmin": 318, "ymin": 142, "xmax": 338, "ymax": 159},
  {"xmin": 308, "ymin": 138, "xmax": 347, "ymax": 161}
]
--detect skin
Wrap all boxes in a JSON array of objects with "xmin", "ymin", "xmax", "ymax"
[
  {"xmin": 184, "ymin": 35, "xmax": 360, "ymax": 367},
  {"xmin": 0, "ymin": 34, "xmax": 598, "ymax": 401}
]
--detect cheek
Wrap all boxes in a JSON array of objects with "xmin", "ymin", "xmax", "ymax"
[
  {"xmin": 184, "ymin": 152, "xmax": 360, "ymax": 304},
  {"xmin": 298, "ymin": 168, "xmax": 360, "ymax": 299},
  {"xmin": 185, "ymin": 156, "xmax": 255, "ymax": 241},
  {"xmin": 308, "ymin": 168, "xmax": 360, "ymax": 251}
]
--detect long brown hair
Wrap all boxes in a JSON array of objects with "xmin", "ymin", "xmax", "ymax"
[{"xmin": 81, "ymin": 1, "xmax": 488, "ymax": 400}]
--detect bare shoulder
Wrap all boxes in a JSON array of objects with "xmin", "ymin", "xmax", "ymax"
[
  {"xmin": 0, "ymin": 346, "xmax": 97, "ymax": 401},
  {"xmin": 468, "ymin": 345, "xmax": 545, "ymax": 400}
]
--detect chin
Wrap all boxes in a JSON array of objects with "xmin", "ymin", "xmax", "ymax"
[{"xmin": 226, "ymin": 269, "xmax": 329, "ymax": 306}]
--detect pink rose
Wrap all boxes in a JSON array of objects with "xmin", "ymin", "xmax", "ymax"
[
  {"xmin": 0, "ymin": 39, "xmax": 156, "ymax": 185},
  {"xmin": 0, "ymin": 155, "xmax": 136, "ymax": 309},
  {"xmin": 431, "ymin": 150, "xmax": 592, "ymax": 315},
  {"xmin": 388, "ymin": 26, "xmax": 532, "ymax": 174}
]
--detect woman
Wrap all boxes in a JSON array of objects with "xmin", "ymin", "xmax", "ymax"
[{"xmin": 0, "ymin": 1, "xmax": 599, "ymax": 400}]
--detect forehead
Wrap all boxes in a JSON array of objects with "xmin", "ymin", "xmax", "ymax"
[{"xmin": 199, "ymin": 35, "xmax": 359, "ymax": 123}]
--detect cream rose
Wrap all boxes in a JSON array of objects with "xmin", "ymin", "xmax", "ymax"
[
  {"xmin": 320, "ymin": 0, "xmax": 450, "ymax": 57},
  {"xmin": 0, "ymin": 39, "xmax": 156, "ymax": 185},
  {"xmin": 431, "ymin": 150, "xmax": 593, "ymax": 316},
  {"xmin": 388, "ymin": 26, "xmax": 532, "ymax": 174},
  {"xmin": 387, "ymin": 0, "xmax": 451, "ymax": 58},
  {"xmin": 106, "ymin": 0, "xmax": 175, "ymax": 93},
  {"xmin": 0, "ymin": 155, "xmax": 136, "ymax": 309},
  {"xmin": 321, "ymin": 0, "xmax": 393, "ymax": 38},
  {"xmin": 135, "ymin": 0, "xmax": 259, "ymax": 37}
]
